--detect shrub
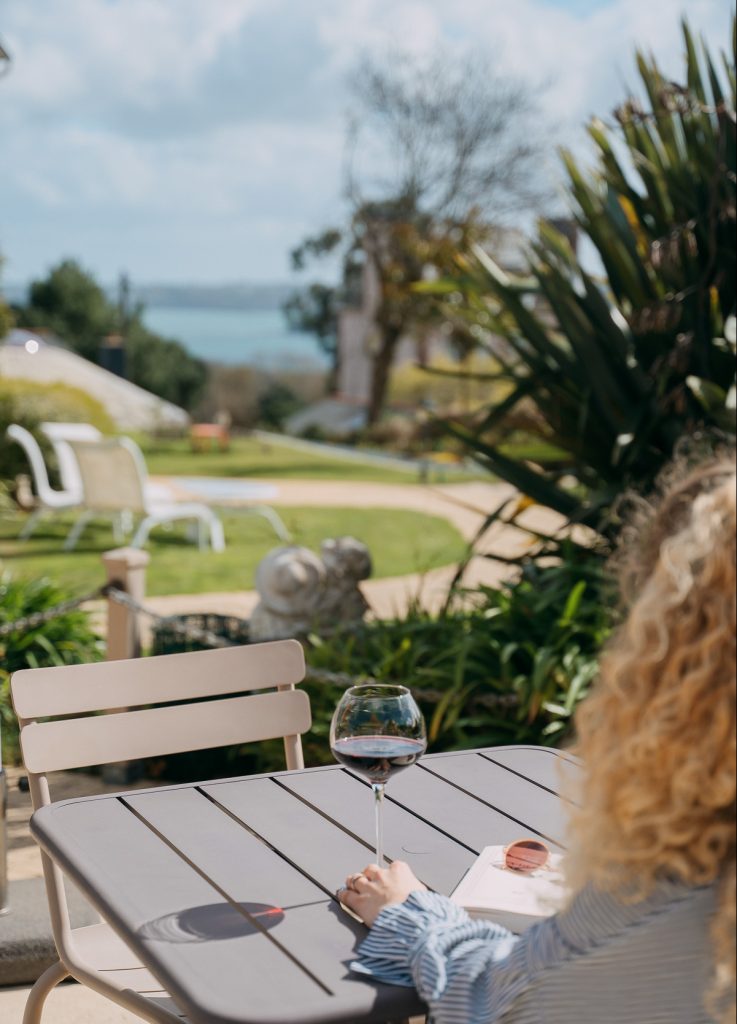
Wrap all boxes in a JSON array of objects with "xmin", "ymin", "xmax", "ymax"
[
  {"xmin": 140, "ymin": 547, "xmax": 610, "ymax": 782},
  {"xmin": 0, "ymin": 379, "xmax": 114, "ymax": 483},
  {"xmin": 0, "ymin": 379, "xmax": 114, "ymax": 434},
  {"xmin": 256, "ymin": 380, "xmax": 303, "ymax": 431},
  {"xmin": 125, "ymin": 321, "xmax": 208, "ymax": 412},
  {"xmin": 0, "ymin": 575, "xmax": 103, "ymax": 763},
  {"xmin": 0, "ymin": 299, "xmax": 12, "ymax": 340},
  {"xmin": 303, "ymin": 546, "xmax": 613, "ymax": 759},
  {"xmin": 388, "ymin": 353, "xmax": 505, "ymax": 416}
]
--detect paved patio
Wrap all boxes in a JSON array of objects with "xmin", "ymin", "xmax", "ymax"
[{"xmin": 0, "ymin": 981, "xmax": 147, "ymax": 1022}]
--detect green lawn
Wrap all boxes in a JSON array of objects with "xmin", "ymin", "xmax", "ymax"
[
  {"xmin": 0, "ymin": 506, "xmax": 466, "ymax": 596},
  {"xmin": 140, "ymin": 434, "xmax": 425, "ymax": 483}
]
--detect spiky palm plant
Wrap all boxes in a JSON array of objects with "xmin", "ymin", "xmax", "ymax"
[{"xmin": 429, "ymin": 21, "xmax": 735, "ymax": 545}]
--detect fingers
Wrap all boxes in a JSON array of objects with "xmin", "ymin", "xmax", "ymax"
[
  {"xmin": 345, "ymin": 865, "xmax": 385, "ymax": 889},
  {"xmin": 338, "ymin": 868, "xmax": 380, "ymax": 909},
  {"xmin": 388, "ymin": 860, "xmax": 409, "ymax": 873},
  {"xmin": 337, "ymin": 885, "xmax": 354, "ymax": 907},
  {"xmin": 339, "ymin": 886, "xmax": 362, "ymax": 915}
]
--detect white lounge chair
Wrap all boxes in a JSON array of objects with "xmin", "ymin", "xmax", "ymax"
[
  {"xmin": 5, "ymin": 424, "xmax": 81, "ymax": 540},
  {"xmin": 64, "ymin": 436, "xmax": 226, "ymax": 553}
]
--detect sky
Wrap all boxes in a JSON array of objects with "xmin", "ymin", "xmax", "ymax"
[{"xmin": 0, "ymin": 0, "xmax": 732, "ymax": 288}]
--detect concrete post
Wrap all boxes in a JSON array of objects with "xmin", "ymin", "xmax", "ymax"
[
  {"xmin": 100, "ymin": 548, "xmax": 150, "ymax": 785},
  {"xmin": 101, "ymin": 547, "xmax": 150, "ymax": 662}
]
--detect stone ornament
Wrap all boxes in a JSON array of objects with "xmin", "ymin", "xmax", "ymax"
[{"xmin": 249, "ymin": 536, "xmax": 372, "ymax": 641}]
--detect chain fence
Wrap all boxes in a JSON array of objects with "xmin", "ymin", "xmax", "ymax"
[
  {"xmin": 0, "ymin": 581, "xmax": 237, "ymax": 647},
  {"xmin": 0, "ymin": 582, "xmax": 116, "ymax": 637},
  {"xmin": 1, "ymin": 581, "xmax": 519, "ymax": 712}
]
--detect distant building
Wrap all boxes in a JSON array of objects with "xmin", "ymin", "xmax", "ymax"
[
  {"xmin": 336, "ymin": 223, "xmax": 577, "ymax": 405},
  {"xmin": 0, "ymin": 330, "xmax": 189, "ymax": 433}
]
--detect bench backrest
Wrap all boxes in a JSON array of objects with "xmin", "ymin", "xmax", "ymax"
[{"xmin": 11, "ymin": 640, "xmax": 309, "ymax": 780}]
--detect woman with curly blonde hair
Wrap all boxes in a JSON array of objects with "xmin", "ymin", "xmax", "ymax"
[{"xmin": 339, "ymin": 455, "xmax": 736, "ymax": 1024}]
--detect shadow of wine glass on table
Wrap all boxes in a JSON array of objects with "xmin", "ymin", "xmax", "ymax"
[{"xmin": 138, "ymin": 901, "xmax": 291, "ymax": 943}]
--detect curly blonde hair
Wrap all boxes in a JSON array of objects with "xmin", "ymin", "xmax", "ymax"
[{"xmin": 567, "ymin": 455, "xmax": 736, "ymax": 1023}]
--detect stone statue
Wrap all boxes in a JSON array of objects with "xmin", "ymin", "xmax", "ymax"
[{"xmin": 249, "ymin": 536, "xmax": 372, "ymax": 641}]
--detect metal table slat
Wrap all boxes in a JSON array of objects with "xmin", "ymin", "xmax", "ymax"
[
  {"xmin": 201, "ymin": 777, "xmax": 382, "ymax": 897},
  {"xmin": 478, "ymin": 746, "xmax": 583, "ymax": 799},
  {"xmin": 387, "ymin": 761, "xmax": 564, "ymax": 853},
  {"xmin": 126, "ymin": 786, "xmax": 407, "ymax": 1019},
  {"xmin": 280, "ymin": 767, "xmax": 476, "ymax": 895},
  {"xmin": 420, "ymin": 752, "xmax": 570, "ymax": 845}
]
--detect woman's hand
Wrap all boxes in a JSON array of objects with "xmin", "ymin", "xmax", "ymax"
[{"xmin": 338, "ymin": 861, "xmax": 427, "ymax": 927}]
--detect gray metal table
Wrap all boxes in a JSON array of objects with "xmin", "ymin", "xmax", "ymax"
[{"xmin": 31, "ymin": 746, "xmax": 579, "ymax": 1024}]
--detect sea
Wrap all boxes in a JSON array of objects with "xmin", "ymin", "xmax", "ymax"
[{"xmin": 141, "ymin": 306, "xmax": 329, "ymax": 371}]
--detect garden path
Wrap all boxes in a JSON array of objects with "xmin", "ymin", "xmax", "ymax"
[{"xmin": 143, "ymin": 476, "xmax": 565, "ymax": 623}]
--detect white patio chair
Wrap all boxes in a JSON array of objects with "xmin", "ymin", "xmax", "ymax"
[
  {"xmin": 4, "ymin": 424, "xmax": 80, "ymax": 540},
  {"xmin": 41, "ymin": 421, "xmax": 177, "ymax": 505},
  {"xmin": 63, "ymin": 436, "xmax": 226, "ymax": 553},
  {"xmin": 39, "ymin": 422, "xmax": 102, "ymax": 504},
  {"xmin": 10, "ymin": 639, "xmax": 310, "ymax": 1024}
]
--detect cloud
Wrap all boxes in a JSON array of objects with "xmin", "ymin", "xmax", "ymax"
[{"xmin": 0, "ymin": 0, "xmax": 732, "ymax": 283}]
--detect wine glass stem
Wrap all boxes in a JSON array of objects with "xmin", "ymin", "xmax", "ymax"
[{"xmin": 372, "ymin": 783, "xmax": 385, "ymax": 864}]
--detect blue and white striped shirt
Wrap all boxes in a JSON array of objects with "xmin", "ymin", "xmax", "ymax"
[{"xmin": 353, "ymin": 882, "xmax": 717, "ymax": 1023}]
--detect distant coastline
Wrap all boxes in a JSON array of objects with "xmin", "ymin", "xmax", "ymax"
[
  {"xmin": 131, "ymin": 282, "xmax": 297, "ymax": 311},
  {"xmin": 2, "ymin": 280, "xmax": 299, "ymax": 312},
  {"xmin": 2, "ymin": 281, "xmax": 327, "ymax": 371},
  {"xmin": 141, "ymin": 305, "xmax": 328, "ymax": 370}
]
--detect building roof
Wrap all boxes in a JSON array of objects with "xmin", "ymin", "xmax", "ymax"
[{"xmin": 0, "ymin": 330, "xmax": 190, "ymax": 432}]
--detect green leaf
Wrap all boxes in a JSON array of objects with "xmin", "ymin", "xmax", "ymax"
[{"xmin": 559, "ymin": 581, "xmax": 587, "ymax": 627}]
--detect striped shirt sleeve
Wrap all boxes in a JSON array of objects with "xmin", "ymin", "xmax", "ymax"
[{"xmin": 352, "ymin": 891, "xmax": 526, "ymax": 1023}]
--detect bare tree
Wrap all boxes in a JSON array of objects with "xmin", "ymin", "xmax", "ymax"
[
  {"xmin": 288, "ymin": 48, "xmax": 548, "ymax": 424},
  {"xmin": 347, "ymin": 50, "xmax": 545, "ymax": 219}
]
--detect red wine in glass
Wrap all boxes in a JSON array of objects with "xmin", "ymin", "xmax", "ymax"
[
  {"xmin": 330, "ymin": 685, "xmax": 427, "ymax": 865},
  {"xmin": 331, "ymin": 736, "xmax": 426, "ymax": 785}
]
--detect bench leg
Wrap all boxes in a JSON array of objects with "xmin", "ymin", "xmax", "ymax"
[{"xmin": 22, "ymin": 960, "xmax": 69, "ymax": 1024}]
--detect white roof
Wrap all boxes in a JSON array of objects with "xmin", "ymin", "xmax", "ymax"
[{"xmin": 0, "ymin": 330, "xmax": 190, "ymax": 432}]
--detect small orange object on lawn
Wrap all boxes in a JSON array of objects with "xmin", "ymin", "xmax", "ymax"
[{"xmin": 190, "ymin": 423, "xmax": 230, "ymax": 452}]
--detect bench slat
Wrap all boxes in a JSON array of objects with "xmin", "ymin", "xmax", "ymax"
[
  {"xmin": 11, "ymin": 640, "xmax": 305, "ymax": 718},
  {"xmin": 20, "ymin": 690, "xmax": 311, "ymax": 773}
]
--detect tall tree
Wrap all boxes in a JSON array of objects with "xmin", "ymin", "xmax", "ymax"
[
  {"xmin": 18, "ymin": 259, "xmax": 115, "ymax": 361},
  {"xmin": 284, "ymin": 229, "xmax": 349, "ymax": 394},
  {"xmin": 287, "ymin": 49, "xmax": 546, "ymax": 423}
]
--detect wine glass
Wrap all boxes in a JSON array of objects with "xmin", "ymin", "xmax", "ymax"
[{"xmin": 330, "ymin": 684, "xmax": 427, "ymax": 866}]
